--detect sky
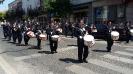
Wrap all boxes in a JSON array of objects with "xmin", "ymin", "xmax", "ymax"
[{"xmin": 0, "ymin": 0, "xmax": 14, "ymax": 12}]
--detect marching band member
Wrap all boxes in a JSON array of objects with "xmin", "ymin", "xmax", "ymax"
[
  {"xmin": 7, "ymin": 22, "xmax": 12, "ymax": 41},
  {"xmin": 49, "ymin": 22, "xmax": 60, "ymax": 54},
  {"xmin": 12, "ymin": 22, "xmax": 18, "ymax": 44},
  {"xmin": 16, "ymin": 23, "xmax": 23, "ymax": 45},
  {"xmin": 105, "ymin": 21, "xmax": 114, "ymax": 52},
  {"xmin": 76, "ymin": 20, "xmax": 89, "ymax": 63},
  {"xmin": 24, "ymin": 27, "xmax": 31, "ymax": 46},
  {"xmin": 2, "ymin": 20, "xmax": 8, "ymax": 39},
  {"xmin": 36, "ymin": 29, "xmax": 42, "ymax": 49},
  {"xmin": 34, "ymin": 23, "xmax": 43, "ymax": 49},
  {"xmin": 23, "ymin": 21, "xmax": 32, "ymax": 46},
  {"xmin": 125, "ymin": 21, "xmax": 131, "ymax": 43}
]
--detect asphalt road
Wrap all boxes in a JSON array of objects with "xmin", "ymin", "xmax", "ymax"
[{"xmin": 0, "ymin": 27, "xmax": 133, "ymax": 74}]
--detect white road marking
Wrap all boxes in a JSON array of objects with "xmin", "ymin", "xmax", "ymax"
[
  {"xmin": 103, "ymin": 54, "xmax": 133, "ymax": 64},
  {"xmin": 58, "ymin": 46, "xmax": 77, "ymax": 52},
  {"xmin": 66, "ymin": 64, "xmax": 98, "ymax": 74},
  {"xmin": 14, "ymin": 54, "xmax": 44, "ymax": 61},
  {"xmin": 15, "ymin": 46, "xmax": 77, "ymax": 61},
  {"xmin": 0, "ymin": 56, "xmax": 17, "ymax": 74},
  {"xmin": 88, "ymin": 59, "xmax": 133, "ymax": 74},
  {"xmin": 114, "ymin": 51, "xmax": 133, "ymax": 57},
  {"xmin": 124, "ymin": 48, "xmax": 133, "ymax": 52}
]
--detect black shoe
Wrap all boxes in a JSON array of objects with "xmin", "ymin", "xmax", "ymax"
[
  {"xmin": 107, "ymin": 50, "xmax": 111, "ymax": 52},
  {"xmin": 78, "ymin": 60, "xmax": 83, "ymax": 63},
  {"xmin": 83, "ymin": 59, "xmax": 88, "ymax": 63},
  {"xmin": 51, "ymin": 51, "xmax": 54, "ymax": 54},
  {"xmin": 36, "ymin": 47, "xmax": 42, "ymax": 50},
  {"xmin": 54, "ymin": 51, "xmax": 57, "ymax": 53}
]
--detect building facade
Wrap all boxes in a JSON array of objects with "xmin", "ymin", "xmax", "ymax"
[
  {"xmin": 71, "ymin": 0, "xmax": 133, "ymax": 25},
  {"xmin": 92, "ymin": 0, "xmax": 133, "ymax": 24},
  {"xmin": 70, "ymin": 0, "xmax": 94, "ymax": 24},
  {"xmin": 22, "ymin": 0, "xmax": 40, "ymax": 13},
  {"xmin": 8, "ymin": 0, "xmax": 22, "ymax": 10}
]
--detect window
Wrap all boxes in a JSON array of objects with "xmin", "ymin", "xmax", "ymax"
[{"xmin": 117, "ymin": 5, "xmax": 125, "ymax": 18}]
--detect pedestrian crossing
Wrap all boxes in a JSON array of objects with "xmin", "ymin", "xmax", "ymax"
[
  {"xmin": 13, "ymin": 41, "xmax": 133, "ymax": 74},
  {"xmin": 114, "ymin": 51, "xmax": 133, "ymax": 57},
  {"xmin": 103, "ymin": 54, "xmax": 133, "ymax": 64},
  {"xmin": 124, "ymin": 48, "xmax": 133, "ymax": 52},
  {"xmin": 65, "ymin": 48, "xmax": 133, "ymax": 74},
  {"xmin": 66, "ymin": 65, "xmax": 98, "ymax": 74},
  {"xmin": 14, "ymin": 46, "xmax": 77, "ymax": 61}
]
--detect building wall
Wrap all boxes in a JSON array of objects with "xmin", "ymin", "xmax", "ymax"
[
  {"xmin": 71, "ymin": 0, "xmax": 93, "ymax": 5},
  {"xmin": 8, "ymin": 1, "xmax": 18, "ymax": 10},
  {"xmin": 22, "ymin": 0, "xmax": 40, "ymax": 13},
  {"xmin": 92, "ymin": 0, "xmax": 122, "ymax": 7},
  {"xmin": 126, "ymin": 2, "xmax": 133, "ymax": 24}
]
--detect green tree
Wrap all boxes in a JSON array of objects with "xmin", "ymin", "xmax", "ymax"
[
  {"xmin": 0, "ymin": 12, "xmax": 5, "ymax": 21},
  {"xmin": 43, "ymin": 0, "xmax": 72, "ymax": 18}
]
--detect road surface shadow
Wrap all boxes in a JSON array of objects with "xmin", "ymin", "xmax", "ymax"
[
  {"xmin": 7, "ymin": 42, "xmax": 15, "ymax": 44},
  {"xmin": 38, "ymin": 51, "xmax": 52, "ymax": 54},
  {"xmin": 16, "ymin": 44, "xmax": 28, "ymax": 46},
  {"xmin": 28, "ymin": 46, "xmax": 38, "ymax": 49},
  {"xmin": 0, "ymin": 48, "xmax": 33, "ymax": 54},
  {"xmin": 67, "ymin": 44, "xmax": 77, "ymax": 47},
  {"xmin": 92, "ymin": 49, "xmax": 107, "ymax": 52},
  {"xmin": 59, "ymin": 58, "xmax": 81, "ymax": 64}
]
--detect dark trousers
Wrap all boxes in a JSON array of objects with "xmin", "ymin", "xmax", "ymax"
[
  {"xmin": 49, "ymin": 38, "xmax": 58, "ymax": 52},
  {"xmin": 37, "ymin": 38, "xmax": 41, "ymax": 48},
  {"xmin": 70, "ymin": 28, "xmax": 74, "ymax": 38},
  {"xmin": 106, "ymin": 37, "xmax": 114, "ymax": 51},
  {"xmin": 8, "ymin": 32, "xmax": 12, "ymax": 41},
  {"xmin": 17, "ymin": 34, "xmax": 22, "ymax": 44},
  {"xmin": 65, "ymin": 29, "xmax": 68, "ymax": 37},
  {"xmin": 47, "ymin": 34, "xmax": 50, "ymax": 40},
  {"xmin": 24, "ymin": 35, "xmax": 30, "ymax": 45},
  {"xmin": 12, "ymin": 33, "xmax": 17, "ymax": 43},
  {"xmin": 126, "ymin": 34, "xmax": 131, "ymax": 43},
  {"xmin": 77, "ymin": 38, "xmax": 89, "ymax": 60},
  {"xmin": 3, "ymin": 31, "xmax": 8, "ymax": 39}
]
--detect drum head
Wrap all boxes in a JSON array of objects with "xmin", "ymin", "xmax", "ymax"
[
  {"xmin": 52, "ymin": 35, "xmax": 59, "ymax": 38},
  {"xmin": 84, "ymin": 35, "xmax": 94, "ymax": 42},
  {"xmin": 111, "ymin": 31, "xmax": 119, "ymax": 36}
]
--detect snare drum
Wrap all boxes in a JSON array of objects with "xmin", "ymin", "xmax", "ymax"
[
  {"xmin": 57, "ymin": 28, "xmax": 62, "ymax": 33},
  {"xmin": 39, "ymin": 34, "xmax": 47, "ymax": 41},
  {"xmin": 27, "ymin": 31, "xmax": 35, "ymax": 38},
  {"xmin": 130, "ymin": 29, "xmax": 133, "ymax": 36},
  {"xmin": 51, "ymin": 35, "xmax": 59, "ymax": 41},
  {"xmin": 111, "ymin": 31, "xmax": 119, "ymax": 40},
  {"xmin": 83, "ymin": 35, "xmax": 95, "ymax": 47}
]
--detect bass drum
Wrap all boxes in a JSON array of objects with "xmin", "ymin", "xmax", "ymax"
[
  {"xmin": 111, "ymin": 31, "xmax": 119, "ymax": 40},
  {"xmin": 83, "ymin": 35, "xmax": 95, "ymax": 48}
]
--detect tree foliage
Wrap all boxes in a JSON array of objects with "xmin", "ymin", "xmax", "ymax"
[
  {"xmin": 27, "ymin": 8, "xmax": 40, "ymax": 19},
  {"xmin": 4, "ymin": 9, "xmax": 25, "ymax": 21},
  {"xmin": 43, "ymin": 0, "xmax": 72, "ymax": 18},
  {"xmin": 0, "ymin": 12, "xmax": 5, "ymax": 21}
]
